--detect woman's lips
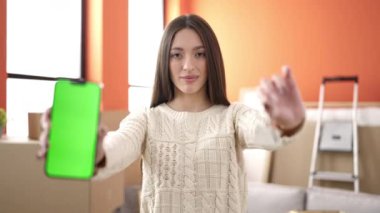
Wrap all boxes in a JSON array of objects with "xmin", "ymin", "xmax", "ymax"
[{"xmin": 181, "ymin": 75, "xmax": 198, "ymax": 83}]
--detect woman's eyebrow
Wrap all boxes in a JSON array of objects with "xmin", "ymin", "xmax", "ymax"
[
  {"xmin": 170, "ymin": 47, "xmax": 183, "ymax": 52},
  {"xmin": 194, "ymin": 45, "xmax": 205, "ymax": 50},
  {"xmin": 170, "ymin": 45, "xmax": 205, "ymax": 51}
]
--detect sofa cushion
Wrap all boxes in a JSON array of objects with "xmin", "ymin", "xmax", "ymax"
[
  {"xmin": 307, "ymin": 187, "xmax": 380, "ymax": 213},
  {"xmin": 247, "ymin": 182, "xmax": 305, "ymax": 213}
]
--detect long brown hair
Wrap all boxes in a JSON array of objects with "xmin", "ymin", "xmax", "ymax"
[{"xmin": 150, "ymin": 14, "xmax": 230, "ymax": 107}]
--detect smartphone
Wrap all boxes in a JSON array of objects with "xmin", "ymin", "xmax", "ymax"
[{"xmin": 45, "ymin": 79, "xmax": 101, "ymax": 179}]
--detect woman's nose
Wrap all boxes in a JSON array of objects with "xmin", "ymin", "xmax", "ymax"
[{"xmin": 182, "ymin": 55, "xmax": 195, "ymax": 71}]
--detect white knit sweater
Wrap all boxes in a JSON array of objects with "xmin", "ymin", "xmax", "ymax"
[{"xmin": 96, "ymin": 103, "xmax": 291, "ymax": 213}]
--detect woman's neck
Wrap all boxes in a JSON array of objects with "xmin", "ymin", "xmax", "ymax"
[{"xmin": 167, "ymin": 93, "xmax": 212, "ymax": 112}]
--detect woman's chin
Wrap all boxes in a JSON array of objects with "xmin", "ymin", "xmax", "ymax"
[{"xmin": 178, "ymin": 87, "xmax": 202, "ymax": 95}]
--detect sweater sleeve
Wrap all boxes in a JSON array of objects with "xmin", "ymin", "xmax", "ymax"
[
  {"xmin": 233, "ymin": 103, "xmax": 292, "ymax": 150},
  {"xmin": 93, "ymin": 110, "xmax": 147, "ymax": 180}
]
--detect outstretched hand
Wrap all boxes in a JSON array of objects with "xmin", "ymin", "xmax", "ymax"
[
  {"xmin": 258, "ymin": 66, "xmax": 305, "ymax": 136},
  {"xmin": 36, "ymin": 107, "xmax": 108, "ymax": 167}
]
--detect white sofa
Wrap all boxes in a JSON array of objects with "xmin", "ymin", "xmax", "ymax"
[
  {"xmin": 117, "ymin": 182, "xmax": 380, "ymax": 213},
  {"xmin": 247, "ymin": 182, "xmax": 380, "ymax": 213}
]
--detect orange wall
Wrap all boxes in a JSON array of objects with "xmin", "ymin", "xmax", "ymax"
[
  {"xmin": 101, "ymin": 0, "xmax": 128, "ymax": 110},
  {"xmin": 166, "ymin": 0, "xmax": 380, "ymax": 103},
  {"xmin": 85, "ymin": 0, "xmax": 103, "ymax": 83},
  {"xmin": 86, "ymin": 0, "xmax": 128, "ymax": 111},
  {"xmin": 0, "ymin": 0, "xmax": 5, "ymax": 109}
]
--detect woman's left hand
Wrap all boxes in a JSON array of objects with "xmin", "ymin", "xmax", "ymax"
[{"xmin": 258, "ymin": 66, "xmax": 305, "ymax": 136}]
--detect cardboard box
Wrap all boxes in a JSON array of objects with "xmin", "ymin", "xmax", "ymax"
[
  {"xmin": 28, "ymin": 112, "xmax": 42, "ymax": 140},
  {"xmin": 0, "ymin": 138, "xmax": 124, "ymax": 213}
]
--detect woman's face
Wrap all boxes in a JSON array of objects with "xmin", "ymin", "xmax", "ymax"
[{"xmin": 169, "ymin": 28, "xmax": 207, "ymax": 98}]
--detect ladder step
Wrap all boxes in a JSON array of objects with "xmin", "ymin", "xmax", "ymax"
[{"xmin": 312, "ymin": 171, "xmax": 357, "ymax": 182}]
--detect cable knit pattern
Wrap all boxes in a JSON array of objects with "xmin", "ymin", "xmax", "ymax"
[{"xmin": 95, "ymin": 103, "xmax": 291, "ymax": 212}]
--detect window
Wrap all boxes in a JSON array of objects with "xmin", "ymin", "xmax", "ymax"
[
  {"xmin": 128, "ymin": 0, "xmax": 164, "ymax": 112},
  {"xmin": 6, "ymin": 0, "xmax": 83, "ymax": 137},
  {"xmin": 6, "ymin": 79, "xmax": 55, "ymax": 137}
]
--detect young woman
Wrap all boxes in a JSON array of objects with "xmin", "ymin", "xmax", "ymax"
[{"xmin": 39, "ymin": 14, "xmax": 305, "ymax": 212}]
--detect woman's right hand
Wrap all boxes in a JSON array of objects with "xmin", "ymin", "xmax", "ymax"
[{"xmin": 36, "ymin": 108, "xmax": 108, "ymax": 169}]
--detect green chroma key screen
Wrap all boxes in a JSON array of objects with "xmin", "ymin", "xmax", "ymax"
[{"xmin": 46, "ymin": 80, "xmax": 101, "ymax": 179}]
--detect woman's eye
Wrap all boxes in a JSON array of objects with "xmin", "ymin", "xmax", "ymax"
[
  {"xmin": 170, "ymin": 53, "xmax": 182, "ymax": 59},
  {"xmin": 195, "ymin": 52, "xmax": 206, "ymax": 58}
]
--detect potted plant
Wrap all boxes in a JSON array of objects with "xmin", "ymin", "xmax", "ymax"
[{"xmin": 0, "ymin": 108, "xmax": 6, "ymax": 137}]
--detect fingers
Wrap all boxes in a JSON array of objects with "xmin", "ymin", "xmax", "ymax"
[
  {"xmin": 257, "ymin": 66, "xmax": 295, "ymax": 116},
  {"xmin": 98, "ymin": 124, "xmax": 108, "ymax": 144},
  {"xmin": 96, "ymin": 124, "xmax": 108, "ymax": 166},
  {"xmin": 266, "ymin": 66, "xmax": 296, "ymax": 95},
  {"xmin": 36, "ymin": 129, "xmax": 49, "ymax": 159},
  {"xmin": 258, "ymin": 78, "xmax": 276, "ymax": 114},
  {"xmin": 281, "ymin": 65, "xmax": 290, "ymax": 78},
  {"xmin": 36, "ymin": 107, "xmax": 52, "ymax": 159},
  {"xmin": 272, "ymin": 74, "xmax": 286, "ymax": 94},
  {"xmin": 281, "ymin": 65, "xmax": 296, "ymax": 89},
  {"xmin": 41, "ymin": 107, "xmax": 51, "ymax": 129},
  {"xmin": 259, "ymin": 74, "xmax": 284, "ymax": 103},
  {"xmin": 256, "ymin": 66, "xmax": 305, "ymax": 132}
]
